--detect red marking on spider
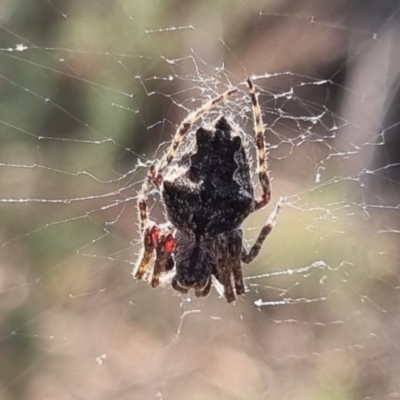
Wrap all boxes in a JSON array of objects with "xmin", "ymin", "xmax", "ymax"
[
  {"xmin": 150, "ymin": 228, "xmax": 160, "ymax": 245},
  {"xmin": 164, "ymin": 237, "xmax": 176, "ymax": 254}
]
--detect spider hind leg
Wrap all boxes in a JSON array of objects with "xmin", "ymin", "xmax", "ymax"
[
  {"xmin": 134, "ymin": 187, "xmax": 157, "ymax": 279},
  {"xmin": 150, "ymin": 86, "xmax": 238, "ymax": 185},
  {"xmin": 151, "ymin": 230, "xmax": 175, "ymax": 287},
  {"xmin": 134, "ymin": 182, "xmax": 175, "ymax": 286},
  {"xmin": 134, "ymin": 223, "xmax": 158, "ymax": 279}
]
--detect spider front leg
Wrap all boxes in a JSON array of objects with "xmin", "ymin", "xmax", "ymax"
[
  {"xmin": 247, "ymin": 78, "xmax": 271, "ymax": 210},
  {"xmin": 214, "ymin": 235, "xmax": 236, "ymax": 303},
  {"xmin": 241, "ymin": 198, "xmax": 283, "ymax": 264},
  {"xmin": 212, "ymin": 232, "xmax": 245, "ymax": 303},
  {"xmin": 228, "ymin": 231, "xmax": 246, "ymax": 297}
]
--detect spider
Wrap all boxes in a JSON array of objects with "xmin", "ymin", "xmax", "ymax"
[{"xmin": 133, "ymin": 78, "xmax": 282, "ymax": 302}]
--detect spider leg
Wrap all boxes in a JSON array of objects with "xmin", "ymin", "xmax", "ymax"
[
  {"xmin": 150, "ymin": 86, "xmax": 238, "ymax": 186},
  {"xmin": 194, "ymin": 277, "xmax": 212, "ymax": 298},
  {"xmin": 215, "ymin": 236, "xmax": 236, "ymax": 303},
  {"xmin": 241, "ymin": 198, "xmax": 283, "ymax": 264},
  {"xmin": 134, "ymin": 182, "xmax": 155, "ymax": 279},
  {"xmin": 171, "ymin": 277, "xmax": 189, "ymax": 294},
  {"xmin": 151, "ymin": 229, "xmax": 175, "ymax": 287},
  {"xmin": 137, "ymin": 180, "xmax": 149, "ymax": 235},
  {"xmin": 134, "ymin": 222, "xmax": 158, "ymax": 280},
  {"xmin": 228, "ymin": 231, "xmax": 245, "ymax": 296},
  {"xmin": 247, "ymin": 78, "xmax": 271, "ymax": 210},
  {"xmin": 134, "ymin": 180, "xmax": 175, "ymax": 284}
]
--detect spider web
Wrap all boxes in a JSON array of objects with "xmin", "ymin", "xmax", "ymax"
[{"xmin": 1, "ymin": 1, "xmax": 400, "ymax": 399}]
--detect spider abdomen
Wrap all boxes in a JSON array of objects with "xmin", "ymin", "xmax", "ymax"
[{"xmin": 162, "ymin": 117, "xmax": 255, "ymax": 237}]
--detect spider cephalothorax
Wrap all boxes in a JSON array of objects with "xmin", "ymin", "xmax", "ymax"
[{"xmin": 134, "ymin": 78, "xmax": 282, "ymax": 302}]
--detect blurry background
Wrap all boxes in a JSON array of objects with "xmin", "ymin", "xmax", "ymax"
[{"xmin": 1, "ymin": 0, "xmax": 400, "ymax": 399}]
